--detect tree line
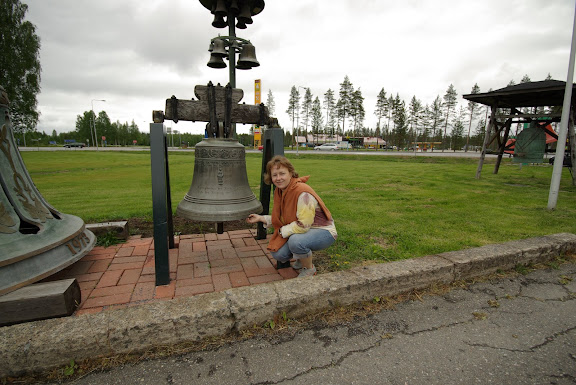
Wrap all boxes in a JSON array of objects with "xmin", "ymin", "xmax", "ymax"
[
  {"xmin": 281, "ymin": 75, "xmax": 490, "ymax": 151},
  {"xmin": 279, "ymin": 74, "xmax": 556, "ymax": 151}
]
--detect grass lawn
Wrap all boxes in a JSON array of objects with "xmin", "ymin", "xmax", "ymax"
[{"xmin": 21, "ymin": 151, "xmax": 576, "ymax": 269}]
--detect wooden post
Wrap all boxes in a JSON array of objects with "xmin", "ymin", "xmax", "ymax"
[
  {"xmin": 476, "ymin": 105, "xmax": 497, "ymax": 179},
  {"xmin": 494, "ymin": 117, "xmax": 512, "ymax": 174}
]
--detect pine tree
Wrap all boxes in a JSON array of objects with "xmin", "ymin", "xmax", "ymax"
[
  {"xmin": 429, "ymin": 96, "xmax": 444, "ymax": 151},
  {"xmin": 0, "ymin": 0, "xmax": 42, "ymax": 134},
  {"xmin": 392, "ymin": 94, "xmax": 408, "ymax": 148},
  {"xmin": 466, "ymin": 83, "xmax": 481, "ymax": 151},
  {"xmin": 374, "ymin": 88, "xmax": 388, "ymax": 137},
  {"xmin": 286, "ymin": 86, "xmax": 300, "ymax": 148},
  {"xmin": 350, "ymin": 88, "xmax": 365, "ymax": 137},
  {"xmin": 442, "ymin": 84, "xmax": 458, "ymax": 152},
  {"xmin": 311, "ymin": 96, "xmax": 323, "ymax": 143},
  {"xmin": 323, "ymin": 89, "xmax": 336, "ymax": 138},
  {"xmin": 451, "ymin": 106, "xmax": 466, "ymax": 151},
  {"xmin": 300, "ymin": 88, "xmax": 313, "ymax": 140},
  {"xmin": 408, "ymin": 96, "xmax": 422, "ymax": 150},
  {"xmin": 336, "ymin": 75, "xmax": 354, "ymax": 135},
  {"xmin": 75, "ymin": 111, "xmax": 93, "ymax": 145},
  {"xmin": 266, "ymin": 89, "xmax": 275, "ymax": 116}
]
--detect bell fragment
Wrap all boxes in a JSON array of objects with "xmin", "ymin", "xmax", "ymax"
[
  {"xmin": 176, "ymin": 138, "xmax": 262, "ymax": 222},
  {"xmin": 0, "ymin": 85, "xmax": 96, "ymax": 296}
]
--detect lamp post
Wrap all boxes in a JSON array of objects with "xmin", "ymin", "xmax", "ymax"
[{"xmin": 91, "ymin": 99, "xmax": 106, "ymax": 150}]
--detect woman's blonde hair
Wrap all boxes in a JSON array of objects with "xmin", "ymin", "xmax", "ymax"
[{"xmin": 263, "ymin": 155, "xmax": 299, "ymax": 185}]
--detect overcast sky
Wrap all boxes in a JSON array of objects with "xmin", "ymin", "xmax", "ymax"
[{"xmin": 24, "ymin": 0, "xmax": 575, "ymax": 136}]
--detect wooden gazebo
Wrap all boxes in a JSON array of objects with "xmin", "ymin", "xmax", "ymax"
[{"xmin": 463, "ymin": 80, "xmax": 576, "ymax": 185}]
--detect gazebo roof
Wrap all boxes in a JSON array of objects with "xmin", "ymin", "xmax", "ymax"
[{"xmin": 462, "ymin": 80, "xmax": 576, "ymax": 108}]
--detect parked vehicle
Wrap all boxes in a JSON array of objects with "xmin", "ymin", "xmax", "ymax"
[
  {"xmin": 314, "ymin": 143, "xmax": 338, "ymax": 151},
  {"xmin": 63, "ymin": 142, "xmax": 85, "ymax": 148}
]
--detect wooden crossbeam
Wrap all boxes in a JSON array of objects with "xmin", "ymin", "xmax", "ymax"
[{"xmin": 163, "ymin": 84, "xmax": 269, "ymax": 125}]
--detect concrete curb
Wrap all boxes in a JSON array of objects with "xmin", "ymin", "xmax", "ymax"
[{"xmin": 1, "ymin": 232, "xmax": 575, "ymax": 378}]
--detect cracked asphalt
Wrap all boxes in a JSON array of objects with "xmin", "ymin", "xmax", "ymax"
[{"xmin": 62, "ymin": 263, "xmax": 576, "ymax": 385}]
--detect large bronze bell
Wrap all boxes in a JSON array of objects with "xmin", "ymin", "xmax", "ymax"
[
  {"xmin": 176, "ymin": 138, "xmax": 262, "ymax": 222},
  {"xmin": 0, "ymin": 86, "xmax": 95, "ymax": 296}
]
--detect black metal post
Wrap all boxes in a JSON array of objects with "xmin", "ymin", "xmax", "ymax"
[
  {"xmin": 257, "ymin": 125, "xmax": 285, "ymax": 239},
  {"xmin": 150, "ymin": 123, "xmax": 171, "ymax": 286}
]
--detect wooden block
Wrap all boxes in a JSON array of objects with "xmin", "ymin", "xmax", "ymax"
[{"xmin": 0, "ymin": 278, "xmax": 81, "ymax": 326}]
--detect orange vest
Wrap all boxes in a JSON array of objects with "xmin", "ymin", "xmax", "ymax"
[{"xmin": 267, "ymin": 176, "xmax": 332, "ymax": 252}]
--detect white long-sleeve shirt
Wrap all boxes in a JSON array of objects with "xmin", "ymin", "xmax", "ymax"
[{"xmin": 263, "ymin": 192, "xmax": 337, "ymax": 239}]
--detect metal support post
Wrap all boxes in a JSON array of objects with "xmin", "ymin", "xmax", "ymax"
[
  {"xmin": 150, "ymin": 123, "xmax": 172, "ymax": 286},
  {"xmin": 257, "ymin": 125, "xmax": 285, "ymax": 240}
]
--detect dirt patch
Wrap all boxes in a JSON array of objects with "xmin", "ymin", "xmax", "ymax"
[{"xmin": 127, "ymin": 217, "xmax": 254, "ymax": 238}]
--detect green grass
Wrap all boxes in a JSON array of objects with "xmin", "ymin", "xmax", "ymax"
[{"xmin": 21, "ymin": 151, "xmax": 576, "ymax": 267}]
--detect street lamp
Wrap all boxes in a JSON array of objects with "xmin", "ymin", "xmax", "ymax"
[{"xmin": 91, "ymin": 99, "xmax": 106, "ymax": 150}]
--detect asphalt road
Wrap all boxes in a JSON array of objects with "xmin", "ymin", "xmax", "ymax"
[
  {"xmin": 56, "ymin": 262, "xmax": 576, "ymax": 385},
  {"xmin": 18, "ymin": 146, "xmax": 500, "ymax": 159}
]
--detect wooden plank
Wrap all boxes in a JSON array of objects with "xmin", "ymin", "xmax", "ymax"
[
  {"xmin": 164, "ymin": 98, "xmax": 269, "ymax": 125},
  {"xmin": 0, "ymin": 278, "xmax": 81, "ymax": 326},
  {"xmin": 193, "ymin": 84, "xmax": 244, "ymax": 104}
]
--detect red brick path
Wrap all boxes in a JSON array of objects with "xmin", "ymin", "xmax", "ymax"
[{"xmin": 46, "ymin": 229, "xmax": 298, "ymax": 316}]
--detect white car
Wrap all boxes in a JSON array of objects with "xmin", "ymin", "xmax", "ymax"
[{"xmin": 314, "ymin": 143, "xmax": 338, "ymax": 151}]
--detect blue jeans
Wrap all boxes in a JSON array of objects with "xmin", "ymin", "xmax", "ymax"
[{"xmin": 271, "ymin": 229, "xmax": 335, "ymax": 263}]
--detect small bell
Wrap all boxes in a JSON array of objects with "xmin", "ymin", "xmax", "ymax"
[
  {"xmin": 207, "ymin": 53, "xmax": 227, "ymax": 69},
  {"xmin": 237, "ymin": 1, "xmax": 253, "ymax": 25},
  {"xmin": 213, "ymin": 0, "xmax": 227, "ymax": 16},
  {"xmin": 210, "ymin": 38, "xmax": 228, "ymax": 57},
  {"xmin": 236, "ymin": 18, "xmax": 247, "ymax": 29},
  {"xmin": 211, "ymin": 13, "xmax": 227, "ymax": 28},
  {"xmin": 237, "ymin": 43, "xmax": 259, "ymax": 68}
]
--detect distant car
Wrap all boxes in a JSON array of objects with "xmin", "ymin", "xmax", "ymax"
[
  {"xmin": 63, "ymin": 142, "xmax": 85, "ymax": 148},
  {"xmin": 314, "ymin": 143, "xmax": 338, "ymax": 151},
  {"xmin": 258, "ymin": 145, "xmax": 263, "ymax": 151}
]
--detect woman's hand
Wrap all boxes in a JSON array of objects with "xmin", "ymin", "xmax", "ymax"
[{"xmin": 246, "ymin": 214, "xmax": 263, "ymax": 224}]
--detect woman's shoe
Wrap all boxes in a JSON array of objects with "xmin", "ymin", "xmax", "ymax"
[
  {"xmin": 297, "ymin": 265, "xmax": 317, "ymax": 277},
  {"xmin": 292, "ymin": 259, "xmax": 302, "ymax": 270}
]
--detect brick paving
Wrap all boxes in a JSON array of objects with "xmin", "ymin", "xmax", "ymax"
[{"xmin": 45, "ymin": 229, "xmax": 298, "ymax": 316}]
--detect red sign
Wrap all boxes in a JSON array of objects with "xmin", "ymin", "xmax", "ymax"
[{"xmin": 102, "ymin": 136, "xmax": 106, "ymax": 140}]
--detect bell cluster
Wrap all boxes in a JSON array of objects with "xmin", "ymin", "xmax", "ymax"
[
  {"xmin": 208, "ymin": 37, "xmax": 260, "ymax": 70},
  {"xmin": 201, "ymin": 0, "xmax": 265, "ymax": 30}
]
